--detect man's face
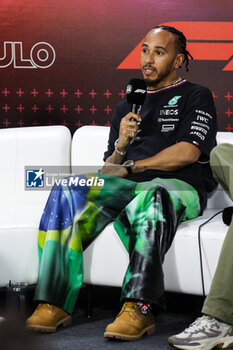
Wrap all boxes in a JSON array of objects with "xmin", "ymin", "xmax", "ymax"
[{"xmin": 140, "ymin": 29, "xmax": 181, "ymax": 89}]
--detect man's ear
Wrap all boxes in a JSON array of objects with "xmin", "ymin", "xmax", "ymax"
[{"xmin": 174, "ymin": 53, "xmax": 185, "ymax": 69}]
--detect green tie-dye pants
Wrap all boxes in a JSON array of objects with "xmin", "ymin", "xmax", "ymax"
[{"xmin": 35, "ymin": 173, "xmax": 200, "ymax": 314}]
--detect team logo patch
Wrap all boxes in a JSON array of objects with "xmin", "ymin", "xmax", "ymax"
[{"xmin": 168, "ymin": 96, "xmax": 182, "ymax": 105}]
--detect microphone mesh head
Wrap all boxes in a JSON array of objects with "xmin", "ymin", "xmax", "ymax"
[{"xmin": 126, "ymin": 78, "xmax": 147, "ymax": 106}]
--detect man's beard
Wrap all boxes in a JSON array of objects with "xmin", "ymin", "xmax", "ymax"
[
  {"xmin": 144, "ymin": 77, "xmax": 162, "ymax": 88},
  {"xmin": 142, "ymin": 66, "xmax": 173, "ymax": 89}
]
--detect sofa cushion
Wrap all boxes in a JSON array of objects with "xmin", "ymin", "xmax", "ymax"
[{"xmin": 0, "ymin": 126, "xmax": 71, "ymax": 287}]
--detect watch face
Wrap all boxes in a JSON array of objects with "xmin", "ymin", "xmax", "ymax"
[
  {"xmin": 123, "ymin": 160, "xmax": 134, "ymax": 168},
  {"xmin": 122, "ymin": 160, "xmax": 134, "ymax": 172}
]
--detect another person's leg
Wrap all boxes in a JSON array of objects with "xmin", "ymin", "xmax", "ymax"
[
  {"xmin": 104, "ymin": 178, "xmax": 200, "ymax": 341},
  {"xmin": 26, "ymin": 173, "xmax": 138, "ymax": 332},
  {"xmin": 203, "ymin": 152, "xmax": 233, "ymax": 319},
  {"xmin": 169, "ymin": 143, "xmax": 233, "ymax": 349}
]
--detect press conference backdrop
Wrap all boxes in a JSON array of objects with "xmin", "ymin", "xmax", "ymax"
[{"xmin": 0, "ymin": 0, "xmax": 232, "ymax": 134}]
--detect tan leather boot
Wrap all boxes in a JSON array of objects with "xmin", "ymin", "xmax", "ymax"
[
  {"xmin": 26, "ymin": 303, "xmax": 71, "ymax": 332},
  {"xmin": 104, "ymin": 301, "xmax": 155, "ymax": 341}
]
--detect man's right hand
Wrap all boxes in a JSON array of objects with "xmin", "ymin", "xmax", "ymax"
[{"xmin": 117, "ymin": 112, "xmax": 141, "ymax": 151}]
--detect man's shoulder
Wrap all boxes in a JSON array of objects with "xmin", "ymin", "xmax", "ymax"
[
  {"xmin": 114, "ymin": 99, "xmax": 130, "ymax": 114},
  {"xmin": 111, "ymin": 99, "xmax": 130, "ymax": 124},
  {"xmin": 116, "ymin": 99, "xmax": 128, "ymax": 108},
  {"xmin": 184, "ymin": 81, "xmax": 212, "ymax": 96}
]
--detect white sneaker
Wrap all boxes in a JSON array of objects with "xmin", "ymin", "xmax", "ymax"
[{"xmin": 168, "ymin": 315, "xmax": 233, "ymax": 350}]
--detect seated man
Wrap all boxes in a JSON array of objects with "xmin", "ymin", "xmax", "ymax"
[
  {"xmin": 169, "ymin": 143, "xmax": 233, "ymax": 350},
  {"xmin": 26, "ymin": 25, "xmax": 217, "ymax": 341}
]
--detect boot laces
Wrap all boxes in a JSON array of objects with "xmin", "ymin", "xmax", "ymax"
[{"xmin": 118, "ymin": 302, "xmax": 139, "ymax": 318}]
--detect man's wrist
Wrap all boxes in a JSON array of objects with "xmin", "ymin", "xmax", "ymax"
[
  {"xmin": 131, "ymin": 161, "xmax": 137, "ymax": 173},
  {"xmin": 131, "ymin": 160, "xmax": 148, "ymax": 173},
  {"xmin": 114, "ymin": 138, "xmax": 127, "ymax": 156},
  {"xmin": 122, "ymin": 160, "xmax": 134, "ymax": 174}
]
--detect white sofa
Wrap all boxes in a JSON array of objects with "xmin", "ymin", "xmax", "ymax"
[
  {"xmin": 0, "ymin": 126, "xmax": 71, "ymax": 287},
  {"xmin": 72, "ymin": 126, "xmax": 233, "ymax": 296},
  {"xmin": 0, "ymin": 125, "xmax": 232, "ymax": 299}
]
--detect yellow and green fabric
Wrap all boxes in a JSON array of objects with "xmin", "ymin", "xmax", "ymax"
[{"xmin": 35, "ymin": 173, "xmax": 200, "ymax": 314}]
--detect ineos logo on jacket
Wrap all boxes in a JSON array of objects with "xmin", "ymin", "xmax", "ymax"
[{"xmin": 160, "ymin": 109, "xmax": 178, "ymax": 116}]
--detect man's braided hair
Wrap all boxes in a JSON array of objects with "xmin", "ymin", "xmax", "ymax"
[{"xmin": 154, "ymin": 25, "xmax": 193, "ymax": 72}]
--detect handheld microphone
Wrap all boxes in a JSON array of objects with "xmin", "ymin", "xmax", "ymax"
[
  {"xmin": 222, "ymin": 206, "xmax": 233, "ymax": 226},
  {"xmin": 126, "ymin": 78, "xmax": 147, "ymax": 114}
]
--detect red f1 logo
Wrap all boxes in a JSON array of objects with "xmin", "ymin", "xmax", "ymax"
[{"xmin": 118, "ymin": 21, "xmax": 233, "ymax": 71}]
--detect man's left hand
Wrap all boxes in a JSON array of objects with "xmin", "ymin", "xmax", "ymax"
[{"xmin": 99, "ymin": 163, "xmax": 128, "ymax": 177}]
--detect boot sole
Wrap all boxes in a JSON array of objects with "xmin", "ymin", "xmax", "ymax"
[
  {"xmin": 168, "ymin": 335, "xmax": 233, "ymax": 350},
  {"xmin": 26, "ymin": 316, "xmax": 72, "ymax": 333},
  {"xmin": 104, "ymin": 324, "xmax": 155, "ymax": 341}
]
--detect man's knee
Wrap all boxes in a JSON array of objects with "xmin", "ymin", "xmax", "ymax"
[{"xmin": 210, "ymin": 143, "xmax": 233, "ymax": 168}]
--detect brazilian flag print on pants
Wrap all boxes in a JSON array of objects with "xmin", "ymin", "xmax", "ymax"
[{"xmin": 35, "ymin": 173, "xmax": 200, "ymax": 314}]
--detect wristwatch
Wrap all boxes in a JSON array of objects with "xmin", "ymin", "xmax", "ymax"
[{"xmin": 122, "ymin": 160, "xmax": 135, "ymax": 174}]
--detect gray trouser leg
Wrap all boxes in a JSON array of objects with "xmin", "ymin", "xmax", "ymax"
[{"xmin": 202, "ymin": 143, "xmax": 233, "ymax": 324}]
